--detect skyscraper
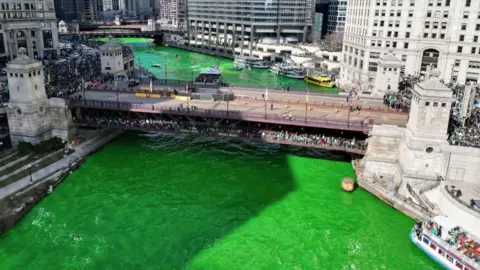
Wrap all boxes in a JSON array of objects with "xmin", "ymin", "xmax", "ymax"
[
  {"xmin": 340, "ymin": 0, "xmax": 480, "ymax": 88},
  {"xmin": 327, "ymin": 0, "xmax": 347, "ymax": 34},
  {"xmin": 186, "ymin": 0, "xmax": 314, "ymax": 56},
  {"xmin": 54, "ymin": 0, "xmax": 85, "ymax": 22}
]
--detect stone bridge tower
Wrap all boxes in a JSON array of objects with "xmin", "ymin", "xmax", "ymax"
[
  {"xmin": 396, "ymin": 70, "xmax": 454, "ymax": 193},
  {"xmin": 6, "ymin": 48, "xmax": 74, "ymax": 146}
]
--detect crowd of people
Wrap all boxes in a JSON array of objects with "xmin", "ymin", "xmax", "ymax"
[
  {"xmin": 383, "ymin": 75, "xmax": 418, "ymax": 110},
  {"xmin": 448, "ymin": 84, "xmax": 480, "ymax": 148},
  {"xmin": 261, "ymin": 131, "xmax": 365, "ymax": 150}
]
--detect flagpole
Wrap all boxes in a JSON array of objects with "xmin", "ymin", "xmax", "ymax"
[{"xmin": 226, "ymin": 86, "xmax": 230, "ymax": 116}]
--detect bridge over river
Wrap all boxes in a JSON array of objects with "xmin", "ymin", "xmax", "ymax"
[{"xmin": 70, "ymin": 87, "xmax": 408, "ymax": 155}]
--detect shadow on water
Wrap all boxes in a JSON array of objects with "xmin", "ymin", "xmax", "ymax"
[{"xmin": 0, "ymin": 131, "xmax": 350, "ymax": 269}]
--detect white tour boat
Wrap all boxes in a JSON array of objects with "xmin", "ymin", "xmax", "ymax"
[
  {"xmin": 269, "ymin": 63, "xmax": 305, "ymax": 79},
  {"xmin": 151, "ymin": 64, "xmax": 162, "ymax": 68},
  {"xmin": 411, "ymin": 216, "xmax": 480, "ymax": 270},
  {"xmin": 234, "ymin": 57, "xmax": 269, "ymax": 69}
]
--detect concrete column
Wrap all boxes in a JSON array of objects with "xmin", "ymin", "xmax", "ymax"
[
  {"xmin": 6, "ymin": 30, "xmax": 15, "ymax": 60},
  {"xmin": 223, "ymin": 22, "xmax": 227, "ymax": 52},
  {"xmin": 276, "ymin": 26, "xmax": 281, "ymax": 43},
  {"xmin": 37, "ymin": 28, "xmax": 44, "ymax": 58},
  {"xmin": 194, "ymin": 21, "xmax": 198, "ymax": 46},
  {"xmin": 231, "ymin": 24, "xmax": 236, "ymax": 53},
  {"xmin": 201, "ymin": 21, "xmax": 205, "ymax": 49},
  {"xmin": 302, "ymin": 26, "xmax": 308, "ymax": 43},
  {"xmin": 240, "ymin": 24, "xmax": 245, "ymax": 56},
  {"xmin": 208, "ymin": 22, "xmax": 212, "ymax": 51},
  {"xmin": 249, "ymin": 25, "xmax": 254, "ymax": 53},
  {"xmin": 26, "ymin": 30, "xmax": 34, "ymax": 58},
  {"xmin": 215, "ymin": 22, "xmax": 220, "ymax": 51}
]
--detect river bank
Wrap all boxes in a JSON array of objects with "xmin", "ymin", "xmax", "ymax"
[{"xmin": 0, "ymin": 128, "xmax": 123, "ymax": 235}]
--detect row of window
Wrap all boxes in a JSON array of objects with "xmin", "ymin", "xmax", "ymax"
[
  {"xmin": 373, "ymin": 20, "xmax": 413, "ymax": 28},
  {"xmin": 370, "ymin": 40, "xmax": 409, "ymax": 49},
  {"xmin": 0, "ymin": 12, "xmax": 45, "ymax": 19},
  {"xmin": 9, "ymin": 70, "xmax": 42, "ymax": 78},
  {"xmin": 101, "ymin": 52, "xmax": 122, "ymax": 56},
  {"xmin": 421, "ymin": 235, "xmax": 471, "ymax": 270},
  {"xmin": 455, "ymin": 60, "xmax": 480, "ymax": 69},
  {"xmin": 0, "ymin": 3, "xmax": 44, "ymax": 11},
  {"xmin": 375, "ymin": 9, "xmax": 414, "ymax": 17},
  {"xmin": 376, "ymin": 0, "xmax": 416, "ymax": 7}
]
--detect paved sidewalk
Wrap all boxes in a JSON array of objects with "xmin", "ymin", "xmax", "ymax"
[{"xmin": 0, "ymin": 129, "xmax": 123, "ymax": 200}]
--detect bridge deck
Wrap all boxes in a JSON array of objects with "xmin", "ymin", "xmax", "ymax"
[{"xmin": 77, "ymin": 89, "xmax": 408, "ymax": 128}]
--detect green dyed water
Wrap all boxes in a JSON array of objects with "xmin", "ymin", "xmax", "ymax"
[
  {"xmin": 102, "ymin": 37, "xmax": 338, "ymax": 93},
  {"xmin": 0, "ymin": 133, "xmax": 440, "ymax": 270}
]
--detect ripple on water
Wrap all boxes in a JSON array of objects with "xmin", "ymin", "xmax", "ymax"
[{"xmin": 0, "ymin": 132, "xmax": 442, "ymax": 270}]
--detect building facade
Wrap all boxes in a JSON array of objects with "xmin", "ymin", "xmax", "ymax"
[
  {"xmin": 186, "ymin": 0, "xmax": 314, "ymax": 56},
  {"xmin": 327, "ymin": 0, "xmax": 347, "ymax": 34},
  {"xmin": 0, "ymin": 0, "xmax": 60, "ymax": 62},
  {"xmin": 341, "ymin": 0, "xmax": 480, "ymax": 94},
  {"xmin": 158, "ymin": 0, "xmax": 185, "ymax": 29},
  {"xmin": 54, "ymin": 0, "xmax": 85, "ymax": 22}
]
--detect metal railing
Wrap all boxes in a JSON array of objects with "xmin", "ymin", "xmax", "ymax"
[
  {"xmin": 69, "ymin": 99, "xmax": 373, "ymax": 132},
  {"xmin": 74, "ymin": 122, "xmax": 366, "ymax": 154},
  {"xmin": 445, "ymin": 185, "xmax": 480, "ymax": 215}
]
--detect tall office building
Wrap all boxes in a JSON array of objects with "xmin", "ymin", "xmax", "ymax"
[
  {"xmin": 187, "ymin": 0, "xmax": 314, "ymax": 55},
  {"xmin": 54, "ymin": 0, "xmax": 84, "ymax": 22},
  {"xmin": 158, "ymin": 0, "xmax": 185, "ymax": 29},
  {"xmin": 327, "ymin": 0, "xmax": 347, "ymax": 34},
  {"xmin": 0, "ymin": 0, "xmax": 60, "ymax": 62},
  {"xmin": 340, "ymin": 0, "xmax": 480, "ymax": 89}
]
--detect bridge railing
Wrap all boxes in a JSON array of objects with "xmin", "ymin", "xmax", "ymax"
[
  {"xmin": 74, "ymin": 122, "xmax": 366, "ymax": 155},
  {"xmin": 70, "ymin": 99, "xmax": 373, "ymax": 132}
]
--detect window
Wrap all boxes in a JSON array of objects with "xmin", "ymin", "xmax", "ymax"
[
  {"xmin": 460, "ymin": 35, "xmax": 465, "ymax": 41},
  {"xmin": 395, "ymin": 21, "xmax": 400, "ymax": 27},
  {"xmin": 425, "ymin": 102, "xmax": 430, "ymax": 106},
  {"xmin": 432, "ymin": 33, "xmax": 437, "ymax": 38},
  {"xmin": 445, "ymin": 0, "xmax": 450, "ymax": 6},
  {"xmin": 475, "ymin": 36, "xmax": 479, "ymax": 42},
  {"xmin": 424, "ymin": 33, "xmax": 429, "ymax": 38},
  {"xmin": 402, "ymin": 55, "xmax": 407, "ymax": 61},
  {"xmin": 457, "ymin": 46, "xmax": 463, "ymax": 53},
  {"xmin": 441, "ymin": 103, "xmax": 446, "ymax": 107},
  {"xmin": 466, "ymin": 0, "xmax": 471, "ymax": 7},
  {"xmin": 433, "ymin": 22, "xmax": 438, "ymax": 29},
  {"xmin": 374, "ymin": 20, "xmax": 378, "ymax": 26},
  {"xmin": 462, "ymin": 24, "xmax": 467, "ymax": 31},
  {"xmin": 394, "ymin": 31, "xmax": 398, "ymax": 37},
  {"xmin": 427, "ymin": 11, "xmax": 432, "ymax": 18},
  {"xmin": 408, "ymin": 10, "xmax": 413, "ymax": 17},
  {"xmin": 393, "ymin": 41, "xmax": 397, "ymax": 47},
  {"xmin": 406, "ymin": 32, "xmax": 410, "ymax": 38},
  {"xmin": 454, "ymin": 60, "xmax": 460, "ymax": 67},
  {"xmin": 407, "ymin": 21, "xmax": 412, "ymax": 28},
  {"xmin": 433, "ymin": 102, "xmax": 438, "ymax": 107},
  {"xmin": 440, "ymin": 34, "xmax": 445, "ymax": 39},
  {"xmin": 425, "ymin": 22, "xmax": 430, "ymax": 28},
  {"xmin": 404, "ymin": 42, "xmax": 409, "ymax": 49},
  {"xmin": 441, "ymin": 22, "xmax": 447, "ymax": 29},
  {"xmin": 468, "ymin": 61, "xmax": 480, "ymax": 68},
  {"xmin": 388, "ymin": 31, "xmax": 392, "ymax": 37},
  {"xmin": 443, "ymin": 11, "xmax": 449, "ymax": 18},
  {"xmin": 463, "ymin": 12, "xmax": 469, "ymax": 19},
  {"xmin": 476, "ymin": 24, "xmax": 480, "ymax": 31},
  {"xmin": 425, "ymin": 147, "xmax": 434, "ymax": 153},
  {"xmin": 472, "ymin": 47, "xmax": 477, "ymax": 54},
  {"xmin": 428, "ymin": 0, "xmax": 433, "ymax": 6}
]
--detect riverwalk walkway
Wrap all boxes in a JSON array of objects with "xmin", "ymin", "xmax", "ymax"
[{"xmin": 0, "ymin": 129, "xmax": 123, "ymax": 200}]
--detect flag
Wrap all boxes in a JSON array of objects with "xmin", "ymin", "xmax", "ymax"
[
  {"xmin": 114, "ymin": 80, "xmax": 118, "ymax": 88},
  {"xmin": 306, "ymin": 91, "xmax": 309, "ymax": 103},
  {"xmin": 150, "ymin": 78, "xmax": 153, "ymax": 93},
  {"xmin": 265, "ymin": 88, "xmax": 268, "ymax": 101}
]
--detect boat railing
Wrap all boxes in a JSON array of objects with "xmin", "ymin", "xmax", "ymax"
[{"xmin": 422, "ymin": 230, "xmax": 480, "ymax": 270}]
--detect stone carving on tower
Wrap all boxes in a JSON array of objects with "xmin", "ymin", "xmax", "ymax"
[{"xmin": 6, "ymin": 48, "xmax": 74, "ymax": 146}]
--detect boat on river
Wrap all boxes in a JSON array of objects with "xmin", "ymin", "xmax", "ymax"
[
  {"xmin": 147, "ymin": 49, "xmax": 154, "ymax": 53},
  {"xmin": 269, "ymin": 63, "xmax": 305, "ymax": 79},
  {"xmin": 234, "ymin": 57, "xmax": 269, "ymax": 69},
  {"xmin": 411, "ymin": 216, "xmax": 480, "ymax": 270},
  {"xmin": 151, "ymin": 64, "xmax": 162, "ymax": 68},
  {"xmin": 305, "ymin": 74, "xmax": 336, "ymax": 88}
]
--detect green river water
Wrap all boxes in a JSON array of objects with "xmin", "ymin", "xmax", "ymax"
[
  {"xmin": 104, "ymin": 38, "xmax": 338, "ymax": 93},
  {"xmin": 0, "ymin": 132, "xmax": 440, "ymax": 270}
]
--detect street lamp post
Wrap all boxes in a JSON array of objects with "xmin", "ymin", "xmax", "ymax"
[{"xmin": 164, "ymin": 55, "xmax": 167, "ymax": 81}]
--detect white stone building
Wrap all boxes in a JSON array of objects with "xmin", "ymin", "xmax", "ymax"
[
  {"xmin": 100, "ymin": 36, "xmax": 134, "ymax": 77},
  {"xmin": 341, "ymin": 0, "xmax": 480, "ymax": 95},
  {"xmin": 362, "ymin": 71, "xmax": 480, "ymax": 236},
  {"xmin": 6, "ymin": 48, "xmax": 74, "ymax": 146},
  {"xmin": 0, "ymin": 0, "xmax": 60, "ymax": 61}
]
